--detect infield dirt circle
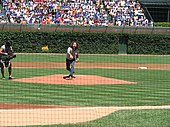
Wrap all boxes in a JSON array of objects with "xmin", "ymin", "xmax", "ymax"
[{"xmin": 13, "ymin": 74, "xmax": 136, "ymax": 85}]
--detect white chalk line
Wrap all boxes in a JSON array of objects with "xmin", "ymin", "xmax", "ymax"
[{"xmin": 1, "ymin": 105, "xmax": 170, "ymax": 112}]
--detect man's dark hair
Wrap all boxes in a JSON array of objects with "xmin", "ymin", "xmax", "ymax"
[
  {"xmin": 70, "ymin": 41, "xmax": 79, "ymax": 50},
  {"xmin": 5, "ymin": 41, "xmax": 11, "ymax": 47}
]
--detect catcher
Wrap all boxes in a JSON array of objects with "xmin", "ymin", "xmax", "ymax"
[
  {"xmin": 0, "ymin": 41, "xmax": 16, "ymax": 79},
  {"xmin": 63, "ymin": 41, "xmax": 79, "ymax": 79}
]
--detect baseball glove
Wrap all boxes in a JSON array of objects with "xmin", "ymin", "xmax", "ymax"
[{"xmin": 2, "ymin": 54, "xmax": 16, "ymax": 61}]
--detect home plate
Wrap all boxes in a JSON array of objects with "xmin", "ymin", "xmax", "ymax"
[{"xmin": 13, "ymin": 75, "xmax": 136, "ymax": 85}]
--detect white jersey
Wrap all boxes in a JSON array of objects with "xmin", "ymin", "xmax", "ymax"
[
  {"xmin": 1, "ymin": 45, "xmax": 13, "ymax": 52},
  {"xmin": 66, "ymin": 47, "xmax": 78, "ymax": 60},
  {"xmin": 0, "ymin": 45, "xmax": 13, "ymax": 58}
]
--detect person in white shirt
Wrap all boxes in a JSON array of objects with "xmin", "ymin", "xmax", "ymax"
[
  {"xmin": 0, "ymin": 41, "xmax": 15, "ymax": 79},
  {"xmin": 63, "ymin": 41, "xmax": 79, "ymax": 79}
]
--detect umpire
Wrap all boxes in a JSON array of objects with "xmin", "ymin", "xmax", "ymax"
[{"xmin": 0, "ymin": 41, "xmax": 15, "ymax": 79}]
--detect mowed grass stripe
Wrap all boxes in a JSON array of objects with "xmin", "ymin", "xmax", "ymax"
[
  {"xmin": 82, "ymin": 109, "xmax": 170, "ymax": 127},
  {"xmin": 13, "ymin": 53, "xmax": 170, "ymax": 64}
]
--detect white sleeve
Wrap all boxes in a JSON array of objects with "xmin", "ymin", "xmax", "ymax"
[
  {"xmin": 67, "ymin": 47, "xmax": 72, "ymax": 54},
  {"xmin": 1, "ymin": 45, "xmax": 5, "ymax": 50}
]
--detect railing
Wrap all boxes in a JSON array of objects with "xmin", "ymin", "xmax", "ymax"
[{"xmin": 0, "ymin": 23, "xmax": 170, "ymax": 34}]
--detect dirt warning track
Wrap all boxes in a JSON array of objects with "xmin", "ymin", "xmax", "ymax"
[{"xmin": 13, "ymin": 62, "xmax": 170, "ymax": 70}]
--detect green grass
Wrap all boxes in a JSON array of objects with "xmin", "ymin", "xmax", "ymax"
[
  {"xmin": 1, "ymin": 54, "xmax": 170, "ymax": 127},
  {"xmin": 13, "ymin": 53, "xmax": 170, "ymax": 64},
  {"xmin": 0, "ymin": 68, "xmax": 170, "ymax": 106},
  {"xmin": 84, "ymin": 109, "xmax": 170, "ymax": 127}
]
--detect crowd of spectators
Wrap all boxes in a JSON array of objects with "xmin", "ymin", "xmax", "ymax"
[
  {"xmin": 0, "ymin": 0, "xmax": 153, "ymax": 26},
  {"xmin": 104, "ymin": 0, "xmax": 153, "ymax": 26}
]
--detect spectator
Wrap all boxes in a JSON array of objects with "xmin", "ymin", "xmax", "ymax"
[{"xmin": 0, "ymin": 0, "xmax": 151, "ymax": 27}]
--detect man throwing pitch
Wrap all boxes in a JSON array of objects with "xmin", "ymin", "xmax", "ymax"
[
  {"xmin": 63, "ymin": 41, "xmax": 79, "ymax": 79},
  {"xmin": 0, "ymin": 41, "xmax": 15, "ymax": 79}
]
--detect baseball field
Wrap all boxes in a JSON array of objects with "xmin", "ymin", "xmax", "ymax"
[{"xmin": 0, "ymin": 53, "xmax": 170, "ymax": 127}]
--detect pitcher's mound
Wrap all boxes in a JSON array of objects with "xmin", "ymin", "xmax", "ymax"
[{"xmin": 13, "ymin": 75, "xmax": 136, "ymax": 85}]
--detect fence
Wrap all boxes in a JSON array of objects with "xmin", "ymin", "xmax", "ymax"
[{"xmin": 0, "ymin": 23, "xmax": 170, "ymax": 34}]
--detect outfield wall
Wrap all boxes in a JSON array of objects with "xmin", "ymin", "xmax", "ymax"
[
  {"xmin": 0, "ymin": 23, "xmax": 170, "ymax": 34},
  {"xmin": 0, "ymin": 24, "xmax": 170, "ymax": 54}
]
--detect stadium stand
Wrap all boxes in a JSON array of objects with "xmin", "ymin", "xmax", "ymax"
[{"xmin": 0, "ymin": 0, "xmax": 153, "ymax": 26}]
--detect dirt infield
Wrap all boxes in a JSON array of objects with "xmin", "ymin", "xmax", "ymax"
[
  {"xmin": 1, "ymin": 103, "xmax": 170, "ymax": 126},
  {"xmin": 13, "ymin": 74, "xmax": 136, "ymax": 85},
  {"xmin": 13, "ymin": 62, "xmax": 170, "ymax": 70}
]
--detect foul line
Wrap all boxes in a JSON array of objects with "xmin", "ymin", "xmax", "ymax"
[{"xmin": 1, "ymin": 105, "xmax": 170, "ymax": 112}]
